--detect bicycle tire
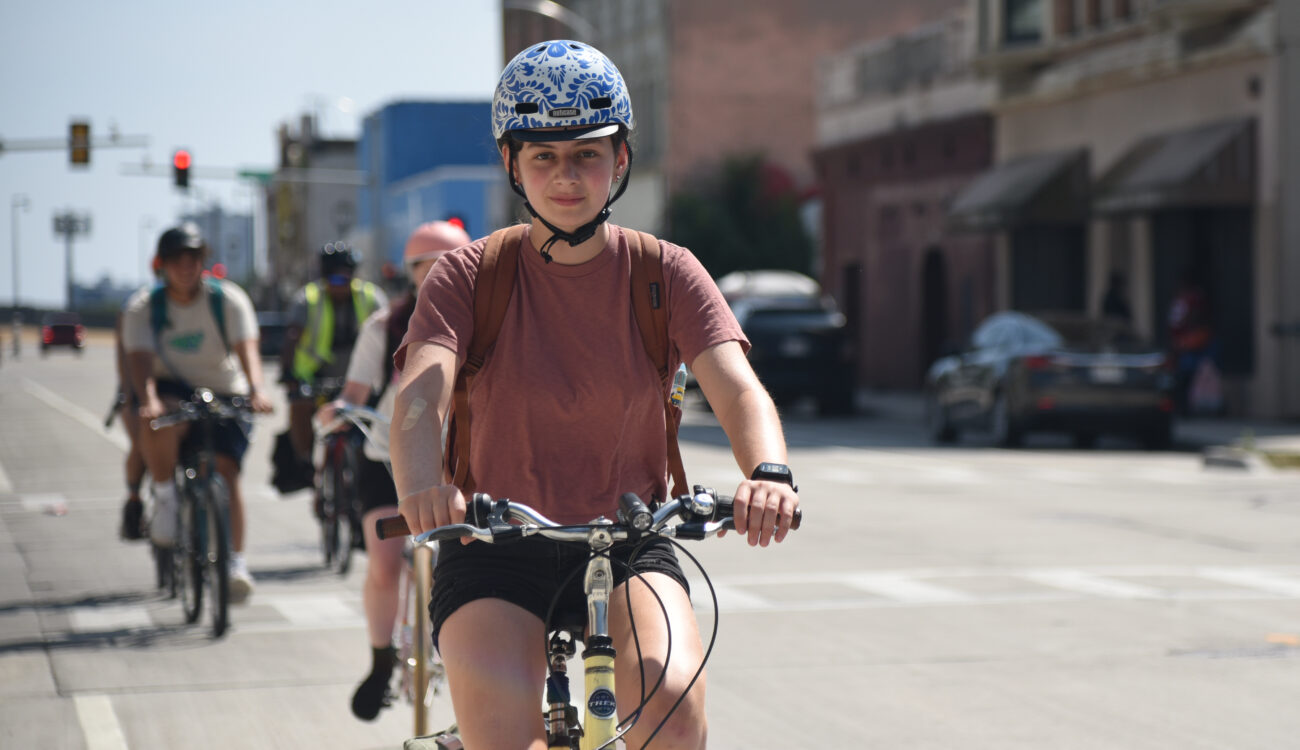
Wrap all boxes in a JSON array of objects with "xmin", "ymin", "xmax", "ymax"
[
  {"xmin": 204, "ymin": 476, "xmax": 231, "ymax": 638},
  {"xmin": 320, "ymin": 460, "xmax": 341, "ymax": 569},
  {"xmin": 412, "ymin": 542, "xmax": 437, "ymax": 735},
  {"xmin": 178, "ymin": 487, "xmax": 203, "ymax": 624},
  {"xmin": 333, "ymin": 448, "xmax": 356, "ymax": 576}
]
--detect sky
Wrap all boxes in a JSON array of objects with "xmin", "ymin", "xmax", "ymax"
[{"xmin": 1, "ymin": 0, "xmax": 502, "ymax": 308}]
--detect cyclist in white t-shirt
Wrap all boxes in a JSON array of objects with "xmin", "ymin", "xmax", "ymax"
[
  {"xmin": 121, "ymin": 224, "xmax": 274, "ymax": 602},
  {"xmin": 314, "ymin": 220, "xmax": 471, "ymax": 720}
]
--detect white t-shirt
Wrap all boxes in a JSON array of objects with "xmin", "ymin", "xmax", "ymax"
[
  {"xmin": 121, "ymin": 280, "xmax": 259, "ymax": 396},
  {"xmin": 344, "ymin": 307, "xmax": 396, "ymax": 461}
]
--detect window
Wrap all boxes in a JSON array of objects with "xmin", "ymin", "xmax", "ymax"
[{"xmin": 1004, "ymin": 0, "xmax": 1043, "ymax": 45}]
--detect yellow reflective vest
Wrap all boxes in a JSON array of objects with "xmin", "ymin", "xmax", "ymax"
[{"xmin": 292, "ymin": 279, "xmax": 381, "ymax": 381}]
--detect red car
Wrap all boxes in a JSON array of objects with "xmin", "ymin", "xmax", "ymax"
[{"xmin": 41, "ymin": 312, "xmax": 85, "ymax": 355}]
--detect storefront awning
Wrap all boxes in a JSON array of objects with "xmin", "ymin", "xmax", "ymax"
[
  {"xmin": 948, "ymin": 148, "xmax": 1089, "ymax": 231},
  {"xmin": 1093, "ymin": 117, "xmax": 1255, "ymax": 214}
]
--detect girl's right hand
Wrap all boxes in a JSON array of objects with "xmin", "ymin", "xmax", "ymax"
[{"xmin": 397, "ymin": 484, "xmax": 468, "ymax": 542}]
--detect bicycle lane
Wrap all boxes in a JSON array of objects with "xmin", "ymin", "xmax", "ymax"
[
  {"xmin": 0, "ymin": 369, "xmax": 143, "ymax": 749},
  {"xmin": 0, "ymin": 362, "xmax": 425, "ymax": 750}
]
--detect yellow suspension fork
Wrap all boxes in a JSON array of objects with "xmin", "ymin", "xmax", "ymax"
[{"xmin": 580, "ymin": 550, "xmax": 617, "ymax": 750}]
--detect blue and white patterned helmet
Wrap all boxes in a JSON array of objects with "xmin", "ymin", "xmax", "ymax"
[{"xmin": 492, "ymin": 40, "xmax": 634, "ymax": 142}]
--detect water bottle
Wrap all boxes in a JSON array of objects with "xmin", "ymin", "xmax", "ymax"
[{"xmin": 670, "ymin": 363, "xmax": 688, "ymax": 409}]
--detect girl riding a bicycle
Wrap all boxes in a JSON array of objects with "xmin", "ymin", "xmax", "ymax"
[{"xmin": 390, "ymin": 40, "xmax": 800, "ymax": 749}]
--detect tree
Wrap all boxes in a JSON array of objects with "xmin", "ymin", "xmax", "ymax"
[{"xmin": 667, "ymin": 154, "xmax": 814, "ymax": 279}]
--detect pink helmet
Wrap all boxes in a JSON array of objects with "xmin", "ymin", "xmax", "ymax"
[{"xmin": 404, "ymin": 220, "xmax": 471, "ymax": 270}]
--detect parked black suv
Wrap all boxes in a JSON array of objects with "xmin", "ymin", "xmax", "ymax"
[{"xmin": 731, "ymin": 295, "xmax": 856, "ymax": 415}]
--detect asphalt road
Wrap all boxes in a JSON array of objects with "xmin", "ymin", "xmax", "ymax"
[{"xmin": 2, "ymin": 336, "xmax": 1298, "ymax": 749}]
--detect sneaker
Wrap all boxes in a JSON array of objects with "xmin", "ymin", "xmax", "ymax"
[
  {"xmin": 149, "ymin": 486, "xmax": 179, "ymax": 548},
  {"xmin": 119, "ymin": 497, "xmax": 145, "ymax": 541},
  {"xmin": 229, "ymin": 555, "xmax": 255, "ymax": 604}
]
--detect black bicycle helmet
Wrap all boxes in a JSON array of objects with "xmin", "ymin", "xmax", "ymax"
[
  {"xmin": 320, "ymin": 241, "xmax": 361, "ymax": 275},
  {"xmin": 156, "ymin": 223, "xmax": 207, "ymax": 259}
]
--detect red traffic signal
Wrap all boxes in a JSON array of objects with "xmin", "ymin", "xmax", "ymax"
[{"xmin": 173, "ymin": 149, "xmax": 191, "ymax": 188}]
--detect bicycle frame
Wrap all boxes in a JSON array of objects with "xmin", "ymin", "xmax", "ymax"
[{"xmin": 152, "ymin": 388, "xmax": 248, "ymax": 638}]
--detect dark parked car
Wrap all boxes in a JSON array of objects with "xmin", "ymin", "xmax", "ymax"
[
  {"xmin": 730, "ymin": 294, "xmax": 856, "ymax": 415},
  {"xmin": 257, "ymin": 311, "xmax": 287, "ymax": 358},
  {"xmin": 924, "ymin": 311, "xmax": 1175, "ymax": 449},
  {"xmin": 41, "ymin": 312, "xmax": 85, "ymax": 355}
]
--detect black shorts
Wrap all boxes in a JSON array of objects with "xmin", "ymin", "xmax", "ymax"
[
  {"xmin": 356, "ymin": 454, "xmax": 398, "ymax": 514},
  {"xmin": 429, "ymin": 535, "xmax": 690, "ymax": 651},
  {"xmin": 154, "ymin": 380, "xmax": 252, "ymax": 466}
]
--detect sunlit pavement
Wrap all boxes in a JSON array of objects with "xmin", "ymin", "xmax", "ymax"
[{"xmin": 2, "ymin": 335, "xmax": 1299, "ymax": 749}]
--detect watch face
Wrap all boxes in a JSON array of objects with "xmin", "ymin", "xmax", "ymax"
[{"xmin": 759, "ymin": 463, "xmax": 788, "ymax": 476}]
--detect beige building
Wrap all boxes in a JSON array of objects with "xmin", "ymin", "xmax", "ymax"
[{"xmin": 951, "ymin": 0, "xmax": 1298, "ymax": 417}]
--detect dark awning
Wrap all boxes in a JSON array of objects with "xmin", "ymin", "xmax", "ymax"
[
  {"xmin": 948, "ymin": 148, "xmax": 1090, "ymax": 231},
  {"xmin": 1093, "ymin": 117, "xmax": 1255, "ymax": 214}
]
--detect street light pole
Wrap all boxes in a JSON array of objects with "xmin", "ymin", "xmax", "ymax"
[{"xmin": 11, "ymin": 194, "xmax": 29, "ymax": 357}]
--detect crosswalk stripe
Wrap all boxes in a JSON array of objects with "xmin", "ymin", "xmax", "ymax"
[
  {"xmin": 844, "ymin": 573, "xmax": 975, "ymax": 603},
  {"xmin": 74, "ymin": 694, "xmax": 129, "ymax": 750}
]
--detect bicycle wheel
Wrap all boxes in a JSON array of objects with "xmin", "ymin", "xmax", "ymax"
[
  {"xmin": 203, "ymin": 476, "xmax": 232, "ymax": 638},
  {"xmin": 319, "ymin": 458, "xmax": 341, "ymax": 569},
  {"xmin": 177, "ymin": 486, "xmax": 204, "ymax": 624},
  {"xmin": 332, "ymin": 448, "xmax": 357, "ymax": 576}
]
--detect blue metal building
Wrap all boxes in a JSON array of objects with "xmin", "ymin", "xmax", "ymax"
[{"xmin": 357, "ymin": 101, "xmax": 506, "ymax": 269}]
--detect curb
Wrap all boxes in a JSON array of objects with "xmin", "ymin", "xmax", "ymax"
[{"xmin": 1202, "ymin": 445, "xmax": 1300, "ymax": 471}]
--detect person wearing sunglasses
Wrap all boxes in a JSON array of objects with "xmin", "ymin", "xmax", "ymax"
[{"xmin": 280, "ymin": 241, "xmax": 388, "ymax": 485}]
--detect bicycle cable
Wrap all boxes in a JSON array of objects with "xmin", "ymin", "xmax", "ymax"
[
  {"xmin": 635, "ymin": 536, "xmax": 720, "ymax": 750},
  {"xmin": 540, "ymin": 537, "xmax": 671, "ymax": 750}
]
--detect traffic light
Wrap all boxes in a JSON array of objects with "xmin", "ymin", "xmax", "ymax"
[
  {"xmin": 173, "ymin": 149, "xmax": 191, "ymax": 189},
  {"xmin": 69, "ymin": 121, "xmax": 91, "ymax": 166}
]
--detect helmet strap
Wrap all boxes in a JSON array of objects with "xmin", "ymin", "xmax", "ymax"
[{"xmin": 506, "ymin": 140, "xmax": 635, "ymax": 263}]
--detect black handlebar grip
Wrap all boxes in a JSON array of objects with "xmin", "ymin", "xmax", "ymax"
[
  {"xmin": 712, "ymin": 494, "xmax": 802, "ymax": 530},
  {"xmin": 375, "ymin": 515, "xmax": 410, "ymax": 540},
  {"xmin": 468, "ymin": 493, "xmax": 495, "ymax": 527}
]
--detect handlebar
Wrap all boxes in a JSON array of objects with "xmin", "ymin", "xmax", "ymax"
[
  {"xmin": 375, "ymin": 488, "xmax": 802, "ymax": 545},
  {"xmin": 288, "ymin": 377, "xmax": 346, "ymax": 402},
  {"xmin": 149, "ymin": 388, "xmax": 255, "ymax": 431},
  {"xmin": 313, "ymin": 402, "xmax": 389, "ymax": 436}
]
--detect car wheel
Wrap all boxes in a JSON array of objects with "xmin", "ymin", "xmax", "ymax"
[
  {"xmin": 1072, "ymin": 432, "xmax": 1098, "ymax": 449},
  {"xmin": 817, "ymin": 384, "xmax": 855, "ymax": 417},
  {"xmin": 991, "ymin": 393, "xmax": 1023, "ymax": 448},
  {"xmin": 925, "ymin": 394, "xmax": 958, "ymax": 444},
  {"xmin": 1142, "ymin": 419, "xmax": 1173, "ymax": 451}
]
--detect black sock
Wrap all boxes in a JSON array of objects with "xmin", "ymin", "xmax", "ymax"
[{"xmin": 351, "ymin": 645, "xmax": 396, "ymax": 721}]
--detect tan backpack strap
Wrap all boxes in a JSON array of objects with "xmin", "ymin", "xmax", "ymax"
[
  {"xmin": 447, "ymin": 225, "xmax": 527, "ymax": 491},
  {"xmin": 627, "ymin": 231, "xmax": 688, "ymax": 498}
]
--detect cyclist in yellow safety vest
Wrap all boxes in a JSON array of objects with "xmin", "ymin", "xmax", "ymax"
[{"xmin": 280, "ymin": 241, "xmax": 387, "ymax": 468}]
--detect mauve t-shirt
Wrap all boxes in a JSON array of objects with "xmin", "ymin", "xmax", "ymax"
[{"xmin": 397, "ymin": 224, "xmax": 747, "ymax": 524}]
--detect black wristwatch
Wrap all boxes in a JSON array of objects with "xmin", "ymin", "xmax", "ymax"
[{"xmin": 750, "ymin": 462, "xmax": 797, "ymax": 492}]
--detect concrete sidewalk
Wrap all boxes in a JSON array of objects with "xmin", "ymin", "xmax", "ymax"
[{"xmin": 855, "ymin": 389, "xmax": 1300, "ymax": 468}]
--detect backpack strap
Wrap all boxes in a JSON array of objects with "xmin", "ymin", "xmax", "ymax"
[
  {"xmin": 627, "ymin": 231, "xmax": 687, "ymax": 499},
  {"xmin": 446, "ymin": 224, "xmax": 527, "ymax": 491},
  {"xmin": 205, "ymin": 277, "xmax": 229, "ymax": 353}
]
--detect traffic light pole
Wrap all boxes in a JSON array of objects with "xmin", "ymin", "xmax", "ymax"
[
  {"xmin": 10, "ymin": 195, "xmax": 28, "ymax": 357},
  {"xmin": 53, "ymin": 212, "xmax": 91, "ymax": 311}
]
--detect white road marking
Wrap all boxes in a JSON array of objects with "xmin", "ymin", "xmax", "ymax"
[
  {"xmin": 22, "ymin": 377, "xmax": 130, "ymax": 451},
  {"xmin": 844, "ymin": 573, "xmax": 975, "ymax": 603},
  {"xmin": 1198, "ymin": 567, "xmax": 1300, "ymax": 597},
  {"xmin": 74, "ymin": 694, "xmax": 130, "ymax": 750},
  {"xmin": 70, "ymin": 606, "xmax": 155, "ymax": 632},
  {"xmin": 265, "ymin": 593, "xmax": 361, "ymax": 626},
  {"xmin": 1019, "ymin": 570, "xmax": 1166, "ymax": 599},
  {"xmin": 0, "ymin": 459, "xmax": 12, "ymax": 493}
]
